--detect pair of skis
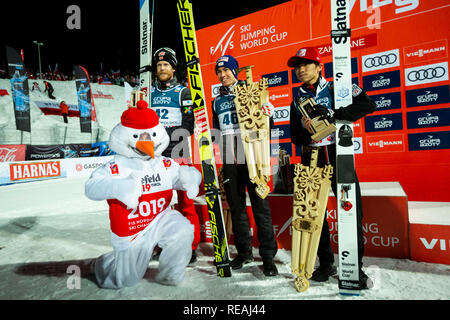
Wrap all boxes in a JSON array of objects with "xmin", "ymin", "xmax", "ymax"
[{"xmin": 139, "ymin": 0, "xmax": 231, "ymax": 277}]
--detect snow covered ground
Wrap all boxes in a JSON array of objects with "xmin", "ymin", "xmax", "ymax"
[{"xmin": 0, "ymin": 177, "xmax": 449, "ymax": 301}]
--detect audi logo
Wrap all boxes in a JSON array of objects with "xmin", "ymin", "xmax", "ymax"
[
  {"xmin": 273, "ymin": 109, "xmax": 289, "ymax": 120},
  {"xmin": 364, "ymin": 54, "xmax": 398, "ymax": 68},
  {"xmin": 407, "ymin": 67, "xmax": 446, "ymax": 82}
]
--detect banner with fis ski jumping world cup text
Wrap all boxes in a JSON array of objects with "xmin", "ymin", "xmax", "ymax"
[
  {"xmin": 196, "ymin": 0, "xmax": 450, "ymax": 202},
  {"xmin": 6, "ymin": 46, "xmax": 31, "ymax": 132}
]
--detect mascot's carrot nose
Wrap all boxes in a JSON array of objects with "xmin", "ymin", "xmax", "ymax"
[{"xmin": 135, "ymin": 133, "xmax": 155, "ymax": 158}]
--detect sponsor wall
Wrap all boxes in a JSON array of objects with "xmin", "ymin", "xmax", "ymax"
[{"xmin": 196, "ymin": 0, "xmax": 450, "ymax": 202}]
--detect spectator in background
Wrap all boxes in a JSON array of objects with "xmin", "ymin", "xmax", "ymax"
[
  {"xmin": 60, "ymin": 100, "xmax": 69, "ymax": 124},
  {"xmin": 43, "ymin": 81, "xmax": 55, "ymax": 99},
  {"xmin": 31, "ymin": 82, "xmax": 41, "ymax": 92}
]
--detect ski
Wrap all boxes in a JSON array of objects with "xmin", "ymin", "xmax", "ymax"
[
  {"xmin": 330, "ymin": 0, "xmax": 361, "ymax": 295},
  {"xmin": 177, "ymin": 0, "xmax": 231, "ymax": 277},
  {"xmin": 138, "ymin": 0, "xmax": 154, "ymax": 104}
]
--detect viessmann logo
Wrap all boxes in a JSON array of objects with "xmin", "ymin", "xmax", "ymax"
[
  {"xmin": 404, "ymin": 39, "xmax": 447, "ymax": 65},
  {"xmin": 367, "ymin": 135, "xmax": 404, "ymax": 153}
]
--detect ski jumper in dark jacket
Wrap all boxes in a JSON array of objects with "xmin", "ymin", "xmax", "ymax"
[{"xmin": 290, "ymin": 75, "xmax": 376, "ymax": 269}]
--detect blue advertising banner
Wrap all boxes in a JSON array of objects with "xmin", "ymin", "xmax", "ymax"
[
  {"xmin": 369, "ymin": 92, "xmax": 402, "ymax": 112},
  {"xmin": 408, "ymin": 131, "xmax": 450, "ymax": 151},
  {"xmin": 362, "ymin": 70, "xmax": 401, "ymax": 92},
  {"xmin": 74, "ymin": 65, "xmax": 93, "ymax": 133},
  {"xmin": 6, "ymin": 46, "xmax": 31, "ymax": 132},
  {"xmin": 405, "ymin": 85, "xmax": 450, "ymax": 108},
  {"xmin": 262, "ymin": 70, "xmax": 289, "ymax": 87},
  {"xmin": 406, "ymin": 108, "xmax": 450, "ymax": 129},
  {"xmin": 365, "ymin": 113, "xmax": 403, "ymax": 132}
]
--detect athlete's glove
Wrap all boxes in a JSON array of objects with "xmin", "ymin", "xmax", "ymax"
[
  {"xmin": 309, "ymin": 104, "xmax": 335, "ymax": 123},
  {"xmin": 262, "ymin": 102, "xmax": 274, "ymax": 117}
]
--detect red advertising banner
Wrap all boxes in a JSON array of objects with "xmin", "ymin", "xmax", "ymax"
[
  {"xmin": 196, "ymin": 0, "xmax": 450, "ymax": 201},
  {"xmin": 0, "ymin": 144, "xmax": 26, "ymax": 162},
  {"xmin": 9, "ymin": 161, "xmax": 61, "ymax": 181}
]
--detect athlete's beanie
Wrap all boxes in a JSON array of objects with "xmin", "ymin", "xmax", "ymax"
[
  {"xmin": 287, "ymin": 47, "xmax": 322, "ymax": 67},
  {"xmin": 121, "ymin": 100, "xmax": 159, "ymax": 129},
  {"xmin": 215, "ymin": 55, "xmax": 239, "ymax": 79},
  {"xmin": 153, "ymin": 47, "xmax": 178, "ymax": 69}
]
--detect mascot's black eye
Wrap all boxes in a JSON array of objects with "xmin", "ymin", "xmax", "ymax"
[
  {"xmin": 133, "ymin": 134, "xmax": 138, "ymax": 139},
  {"xmin": 152, "ymin": 132, "xmax": 157, "ymax": 137}
]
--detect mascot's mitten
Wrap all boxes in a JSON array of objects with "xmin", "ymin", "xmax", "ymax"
[
  {"xmin": 177, "ymin": 166, "xmax": 202, "ymax": 199},
  {"xmin": 114, "ymin": 172, "xmax": 143, "ymax": 209}
]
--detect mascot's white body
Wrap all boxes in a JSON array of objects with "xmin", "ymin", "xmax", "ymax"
[{"xmin": 85, "ymin": 100, "xmax": 201, "ymax": 288}]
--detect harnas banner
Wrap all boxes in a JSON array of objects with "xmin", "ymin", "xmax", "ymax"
[{"xmin": 196, "ymin": 0, "xmax": 450, "ymax": 201}]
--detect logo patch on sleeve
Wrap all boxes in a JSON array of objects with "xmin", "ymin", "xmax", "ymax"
[
  {"xmin": 163, "ymin": 159, "xmax": 172, "ymax": 169},
  {"xmin": 110, "ymin": 163, "xmax": 119, "ymax": 175},
  {"xmin": 352, "ymin": 83, "xmax": 363, "ymax": 97}
]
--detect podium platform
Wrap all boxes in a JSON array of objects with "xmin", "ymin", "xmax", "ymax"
[
  {"xmin": 193, "ymin": 182, "xmax": 449, "ymax": 265},
  {"xmin": 408, "ymin": 202, "xmax": 450, "ymax": 265}
]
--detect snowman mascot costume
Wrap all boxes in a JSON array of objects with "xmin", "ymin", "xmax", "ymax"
[{"xmin": 85, "ymin": 100, "xmax": 201, "ymax": 289}]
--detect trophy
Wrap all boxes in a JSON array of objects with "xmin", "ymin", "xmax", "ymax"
[
  {"xmin": 296, "ymin": 96, "xmax": 337, "ymax": 142},
  {"xmin": 233, "ymin": 66, "xmax": 271, "ymax": 199},
  {"xmin": 291, "ymin": 147, "xmax": 333, "ymax": 292}
]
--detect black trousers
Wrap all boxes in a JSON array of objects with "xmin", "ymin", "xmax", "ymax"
[
  {"xmin": 301, "ymin": 144, "xmax": 365, "ymax": 269},
  {"xmin": 222, "ymin": 163, "xmax": 278, "ymax": 261}
]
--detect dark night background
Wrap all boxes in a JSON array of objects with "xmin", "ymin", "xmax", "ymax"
[{"xmin": 0, "ymin": 0, "xmax": 289, "ymax": 78}]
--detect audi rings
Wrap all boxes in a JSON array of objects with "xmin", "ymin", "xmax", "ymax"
[
  {"xmin": 364, "ymin": 54, "xmax": 398, "ymax": 68},
  {"xmin": 273, "ymin": 109, "xmax": 290, "ymax": 120},
  {"xmin": 407, "ymin": 67, "xmax": 446, "ymax": 82}
]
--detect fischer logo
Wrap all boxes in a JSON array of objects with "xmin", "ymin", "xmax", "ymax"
[
  {"xmin": 9, "ymin": 161, "xmax": 61, "ymax": 181},
  {"xmin": 420, "ymin": 238, "xmax": 449, "ymax": 251},
  {"xmin": 350, "ymin": 0, "xmax": 419, "ymax": 14},
  {"xmin": 210, "ymin": 25, "xmax": 235, "ymax": 56}
]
